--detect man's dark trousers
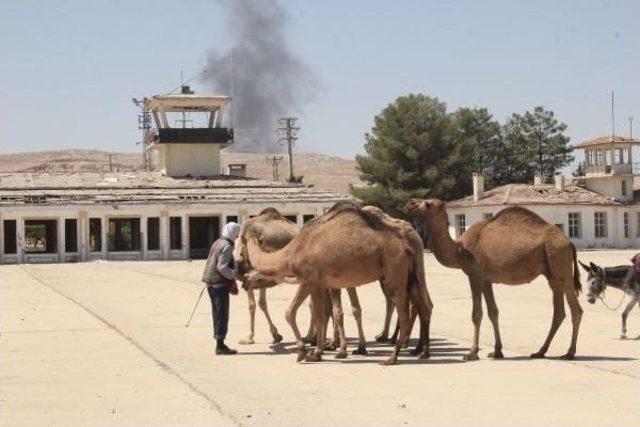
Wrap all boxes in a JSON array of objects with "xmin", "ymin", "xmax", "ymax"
[{"xmin": 207, "ymin": 285, "xmax": 230, "ymax": 340}]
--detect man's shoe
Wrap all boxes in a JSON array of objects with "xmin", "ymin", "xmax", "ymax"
[{"xmin": 216, "ymin": 346, "xmax": 238, "ymax": 355}]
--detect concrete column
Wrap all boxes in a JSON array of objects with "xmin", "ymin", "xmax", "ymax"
[
  {"xmin": 296, "ymin": 213, "xmax": 303, "ymax": 226},
  {"xmin": 79, "ymin": 211, "xmax": 88, "ymax": 262},
  {"xmin": 101, "ymin": 216, "xmax": 108, "ymax": 260},
  {"xmin": 160, "ymin": 210, "xmax": 169, "ymax": 260},
  {"xmin": 58, "ymin": 217, "xmax": 65, "ymax": 263},
  {"xmin": 182, "ymin": 214, "xmax": 188, "ymax": 260},
  {"xmin": 16, "ymin": 218, "xmax": 25, "ymax": 264},
  {"xmin": 141, "ymin": 215, "xmax": 148, "ymax": 261}
]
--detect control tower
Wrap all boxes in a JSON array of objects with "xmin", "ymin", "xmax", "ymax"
[{"xmin": 143, "ymin": 86, "xmax": 233, "ymax": 176}]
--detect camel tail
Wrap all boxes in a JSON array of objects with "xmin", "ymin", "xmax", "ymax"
[
  {"xmin": 406, "ymin": 249, "xmax": 419, "ymax": 290},
  {"xmin": 571, "ymin": 243, "xmax": 582, "ymax": 294}
]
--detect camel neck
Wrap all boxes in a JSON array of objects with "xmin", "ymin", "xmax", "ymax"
[
  {"xmin": 245, "ymin": 236, "xmax": 293, "ymax": 279},
  {"xmin": 426, "ymin": 214, "xmax": 461, "ymax": 269}
]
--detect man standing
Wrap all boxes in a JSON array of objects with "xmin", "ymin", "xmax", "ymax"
[{"xmin": 202, "ymin": 222, "xmax": 241, "ymax": 355}]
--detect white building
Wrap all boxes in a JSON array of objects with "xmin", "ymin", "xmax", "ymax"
[
  {"xmin": 0, "ymin": 88, "xmax": 348, "ymax": 264},
  {"xmin": 446, "ymin": 135, "xmax": 640, "ymax": 249}
]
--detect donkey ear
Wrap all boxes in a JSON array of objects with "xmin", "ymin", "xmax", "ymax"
[
  {"xmin": 590, "ymin": 262, "xmax": 597, "ymax": 270},
  {"xmin": 578, "ymin": 261, "xmax": 591, "ymax": 272}
]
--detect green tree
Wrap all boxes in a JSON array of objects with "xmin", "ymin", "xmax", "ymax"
[
  {"xmin": 452, "ymin": 107, "xmax": 503, "ymax": 187},
  {"xmin": 499, "ymin": 106, "xmax": 573, "ymax": 183},
  {"xmin": 351, "ymin": 94, "xmax": 471, "ymax": 214}
]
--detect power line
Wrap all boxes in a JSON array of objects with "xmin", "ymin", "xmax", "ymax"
[{"xmin": 277, "ymin": 117, "xmax": 300, "ymax": 182}]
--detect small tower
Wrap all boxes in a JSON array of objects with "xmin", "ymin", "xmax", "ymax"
[
  {"xmin": 143, "ymin": 86, "xmax": 233, "ymax": 176},
  {"xmin": 576, "ymin": 135, "xmax": 640, "ymax": 201}
]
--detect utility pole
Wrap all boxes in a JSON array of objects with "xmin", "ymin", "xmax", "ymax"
[
  {"xmin": 132, "ymin": 97, "xmax": 152, "ymax": 171},
  {"xmin": 277, "ymin": 117, "xmax": 300, "ymax": 182},
  {"xmin": 630, "ymin": 116, "xmax": 634, "ymax": 139},
  {"xmin": 266, "ymin": 155, "xmax": 284, "ymax": 182},
  {"xmin": 106, "ymin": 154, "xmax": 114, "ymax": 173}
]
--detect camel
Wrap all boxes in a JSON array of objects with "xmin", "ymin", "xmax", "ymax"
[
  {"xmin": 242, "ymin": 201, "xmax": 431, "ymax": 365},
  {"xmin": 234, "ymin": 208, "xmax": 370, "ymax": 355},
  {"xmin": 362, "ymin": 206, "xmax": 433, "ymax": 354},
  {"xmin": 404, "ymin": 199, "xmax": 583, "ymax": 360}
]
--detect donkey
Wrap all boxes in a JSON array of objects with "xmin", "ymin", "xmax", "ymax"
[{"xmin": 579, "ymin": 261, "xmax": 640, "ymax": 339}]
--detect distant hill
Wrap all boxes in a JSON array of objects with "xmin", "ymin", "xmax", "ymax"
[{"xmin": 0, "ymin": 149, "xmax": 362, "ymax": 195}]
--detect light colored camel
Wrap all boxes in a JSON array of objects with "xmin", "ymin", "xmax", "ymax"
[
  {"xmin": 234, "ymin": 208, "xmax": 369, "ymax": 355},
  {"xmin": 362, "ymin": 206, "xmax": 433, "ymax": 355},
  {"xmin": 405, "ymin": 199, "xmax": 583, "ymax": 360},
  {"xmin": 243, "ymin": 201, "xmax": 430, "ymax": 365}
]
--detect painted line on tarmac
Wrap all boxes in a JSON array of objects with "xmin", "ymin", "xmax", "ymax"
[{"xmin": 19, "ymin": 266, "xmax": 246, "ymax": 427}]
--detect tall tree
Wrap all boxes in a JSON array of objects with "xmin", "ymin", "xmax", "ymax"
[
  {"xmin": 452, "ymin": 107, "xmax": 503, "ymax": 186},
  {"xmin": 500, "ymin": 106, "xmax": 573, "ymax": 183},
  {"xmin": 351, "ymin": 94, "xmax": 471, "ymax": 215}
]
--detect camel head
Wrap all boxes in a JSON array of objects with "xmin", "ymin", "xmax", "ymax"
[
  {"xmin": 578, "ymin": 260, "xmax": 606, "ymax": 304},
  {"xmin": 403, "ymin": 198, "xmax": 446, "ymax": 223}
]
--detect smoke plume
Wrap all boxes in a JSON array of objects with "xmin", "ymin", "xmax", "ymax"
[{"xmin": 202, "ymin": 0, "xmax": 319, "ymax": 152}]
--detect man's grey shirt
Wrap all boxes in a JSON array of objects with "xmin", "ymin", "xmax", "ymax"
[{"xmin": 201, "ymin": 238, "xmax": 236, "ymax": 286}]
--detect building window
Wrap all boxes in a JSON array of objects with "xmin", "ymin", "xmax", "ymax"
[
  {"xmin": 284, "ymin": 215, "xmax": 298, "ymax": 224},
  {"xmin": 3, "ymin": 220, "xmax": 17, "ymax": 254},
  {"xmin": 482, "ymin": 213, "xmax": 493, "ymax": 221},
  {"xmin": 594, "ymin": 212, "xmax": 607, "ymax": 238},
  {"xmin": 455, "ymin": 214, "xmax": 466, "ymax": 237},
  {"xmin": 25, "ymin": 220, "xmax": 57, "ymax": 253},
  {"xmin": 147, "ymin": 217, "xmax": 160, "ymax": 251},
  {"xmin": 226, "ymin": 216, "xmax": 238, "ymax": 224},
  {"xmin": 65, "ymin": 219, "xmax": 78, "ymax": 252},
  {"xmin": 89, "ymin": 218, "xmax": 102, "ymax": 252},
  {"xmin": 624, "ymin": 212, "xmax": 630, "ymax": 238},
  {"xmin": 108, "ymin": 218, "xmax": 141, "ymax": 252},
  {"xmin": 303, "ymin": 214, "xmax": 315, "ymax": 224},
  {"xmin": 170, "ymin": 217, "xmax": 182, "ymax": 250},
  {"xmin": 568, "ymin": 213, "xmax": 581, "ymax": 238},
  {"xmin": 622, "ymin": 180, "xmax": 627, "ymax": 196}
]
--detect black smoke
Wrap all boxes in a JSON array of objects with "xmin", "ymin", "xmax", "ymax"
[{"xmin": 202, "ymin": 0, "xmax": 319, "ymax": 152}]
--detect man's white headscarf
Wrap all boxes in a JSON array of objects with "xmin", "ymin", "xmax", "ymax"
[{"xmin": 222, "ymin": 222, "xmax": 241, "ymax": 241}]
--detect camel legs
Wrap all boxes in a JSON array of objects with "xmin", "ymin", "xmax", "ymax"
[
  {"xmin": 376, "ymin": 282, "xmax": 395, "ymax": 342},
  {"xmin": 306, "ymin": 289, "xmax": 327, "ymax": 362},
  {"xmin": 257, "ymin": 288, "xmax": 283, "ymax": 343},
  {"xmin": 620, "ymin": 295, "xmax": 640, "ymax": 339},
  {"xmin": 561, "ymin": 286, "xmax": 582, "ymax": 359},
  {"xmin": 330, "ymin": 289, "xmax": 348, "ymax": 358},
  {"xmin": 482, "ymin": 282, "xmax": 503, "ymax": 359},
  {"xmin": 464, "ymin": 277, "xmax": 483, "ymax": 361},
  {"xmin": 382, "ymin": 287, "xmax": 411, "ymax": 365},
  {"xmin": 346, "ymin": 287, "xmax": 368, "ymax": 355},
  {"xmin": 531, "ymin": 287, "xmax": 565, "ymax": 359},
  {"xmin": 285, "ymin": 284, "xmax": 311, "ymax": 350},
  {"xmin": 239, "ymin": 288, "xmax": 257, "ymax": 345},
  {"xmin": 408, "ymin": 282, "xmax": 431, "ymax": 359}
]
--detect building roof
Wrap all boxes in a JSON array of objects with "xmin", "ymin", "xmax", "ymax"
[
  {"xmin": 0, "ymin": 172, "xmax": 349, "ymax": 207},
  {"xmin": 144, "ymin": 94, "xmax": 231, "ymax": 112},
  {"xmin": 447, "ymin": 183, "xmax": 621, "ymax": 208},
  {"xmin": 573, "ymin": 135, "xmax": 640, "ymax": 149}
]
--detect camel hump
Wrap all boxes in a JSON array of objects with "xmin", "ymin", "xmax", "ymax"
[
  {"xmin": 258, "ymin": 207, "xmax": 284, "ymax": 220},
  {"xmin": 492, "ymin": 206, "xmax": 548, "ymax": 226},
  {"xmin": 303, "ymin": 201, "xmax": 394, "ymax": 233}
]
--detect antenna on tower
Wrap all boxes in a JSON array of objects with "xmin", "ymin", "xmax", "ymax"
[
  {"xmin": 611, "ymin": 90, "xmax": 615, "ymax": 139},
  {"xmin": 630, "ymin": 116, "xmax": 634, "ymax": 139}
]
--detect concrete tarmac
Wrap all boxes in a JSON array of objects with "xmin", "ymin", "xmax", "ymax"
[{"xmin": 1, "ymin": 251, "xmax": 639, "ymax": 426}]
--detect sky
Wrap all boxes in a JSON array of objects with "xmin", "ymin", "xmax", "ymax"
[{"xmin": 1, "ymin": 0, "xmax": 639, "ymax": 165}]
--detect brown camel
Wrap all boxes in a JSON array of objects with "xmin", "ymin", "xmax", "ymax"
[
  {"xmin": 242, "ymin": 201, "xmax": 430, "ymax": 365},
  {"xmin": 362, "ymin": 206, "xmax": 434, "ymax": 354},
  {"xmin": 405, "ymin": 199, "xmax": 583, "ymax": 360},
  {"xmin": 234, "ymin": 208, "xmax": 370, "ymax": 355}
]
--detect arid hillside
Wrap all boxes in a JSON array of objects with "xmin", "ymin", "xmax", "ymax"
[{"xmin": 0, "ymin": 149, "xmax": 362, "ymax": 195}]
